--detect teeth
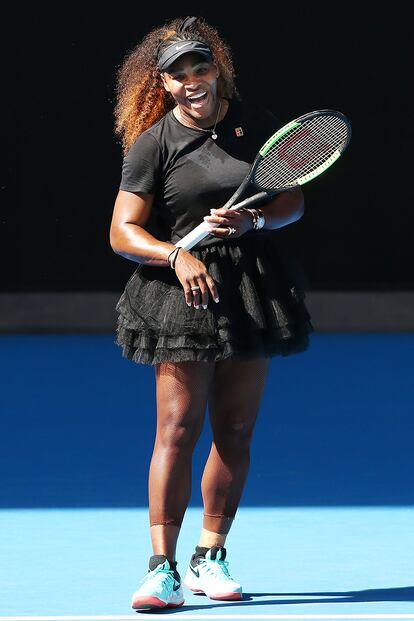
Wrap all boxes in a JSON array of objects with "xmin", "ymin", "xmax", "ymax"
[{"xmin": 188, "ymin": 92, "xmax": 207, "ymax": 101}]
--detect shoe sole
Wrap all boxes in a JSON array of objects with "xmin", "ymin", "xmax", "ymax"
[
  {"xmin": 209, "ymin": 591, "xmax": 243, "ymax": 601},
  {"xmin": 185, "ymin": 584, "xmax": 242, "ymax": 601},
  {"xmin": 131, "ymin": 595, "xmax": 184, "ymax": 610}
]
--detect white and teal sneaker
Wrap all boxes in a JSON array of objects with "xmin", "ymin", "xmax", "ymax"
[
  {"xmin": 184, "ymin": 546, "xmax": 243, "ymax": 601},
  {"xmin": 131, "ymin": 556, "xmax": 184, "ymax": 610}
]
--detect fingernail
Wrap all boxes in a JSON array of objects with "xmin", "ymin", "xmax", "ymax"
[
  {"xmin": 194, "ymin": 305, "xmax": 199, "ymax": 309},
  {"xmin": 214, "ymin": 297, "xmax": 220, "ymax": 303},
  {"xmin": 202, "ymin": 305, "xmax": 207, "ymax": 310},
  {"xmin": 187, "ymin": 302, "xmax": 192, "ymax": 307},
  {"xmin": 210, "ymin": 209, "xmax": 216, "ymax": 213}
]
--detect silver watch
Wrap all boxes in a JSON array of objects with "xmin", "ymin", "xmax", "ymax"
[{"xmin": 255, "ymin": 210, "xmax": 265, "ymax": 229}]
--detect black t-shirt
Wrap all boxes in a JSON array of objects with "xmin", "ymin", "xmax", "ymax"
[{"xmin": 119, "ymin": 98, "xmax": 282, "ymax": 244}]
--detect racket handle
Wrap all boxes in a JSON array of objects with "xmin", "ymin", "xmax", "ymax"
[
  {"xmin": 175, "ymin": 191, "xmax": 272, "ymax": 251},
  {"xmin": 175, "ymin": 221, "xmax": 214, "ymax": 250}
]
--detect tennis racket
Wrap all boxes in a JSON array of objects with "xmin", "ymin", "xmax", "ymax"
[{"xmin": 175, "ymin": 109, "xmax": 351, "ymax": 251}]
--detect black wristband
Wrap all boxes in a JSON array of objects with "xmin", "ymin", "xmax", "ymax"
[
  {"xmin": 167, "ymin": 247, "xmax": 178, "ymax": 267},
  {"xmin": 172, "ymin": 247, "xmax": 181, "ymax": 269},
  {"xmin": 168, "ymin": 247, "xmax": 181, "ymax": 269}
]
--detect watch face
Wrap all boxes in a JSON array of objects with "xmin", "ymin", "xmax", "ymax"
[{"xmin": 257, "ymin": 215, "xmax": 265, "ymax": 229}]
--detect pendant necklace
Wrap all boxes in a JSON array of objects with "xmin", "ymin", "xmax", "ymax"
[
  {"xmin": 176, "ymin": 99, "xmax": 222, "ymax": 140},
  {"xmin": 209, "ymin": 99, "xmax": 222, "ymax": 140}
]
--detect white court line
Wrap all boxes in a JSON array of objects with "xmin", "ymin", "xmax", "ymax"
[{"xmin": 2, "ymin": 615, "xmax": 414, "ymax": 620}]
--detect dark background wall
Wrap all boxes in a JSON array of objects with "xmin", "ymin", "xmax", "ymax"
[{"xmin": 2, "ymin": 4, "xmax": 412, "ymax": 293}]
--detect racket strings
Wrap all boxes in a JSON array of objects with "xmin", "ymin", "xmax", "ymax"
[
  {"xmin": 275, "ymin": 116, "xmax": 346, "ymax": 166},
  {"xmin": 258, "ymin": 117, "xmax": 347, "ymax": 183},
  {"xmin": 257, "ymin": 116, "xmax": 348, "ymax": 187},
  {"xmin": 255, "ymin": 115, "xmax": 349, "ymax": 189},
  {"xmin": 283, "ymin": 117, "xmax": 347, "ymax": 166}
]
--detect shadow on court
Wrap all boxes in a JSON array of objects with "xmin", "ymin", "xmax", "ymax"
[
  {"xmin": 140, "ymin": 587, "xmax": 414, "ymax": 613},
  {"xmin": 243, "ymin": 586, "xmax": 414, "ymax": 603},
  {"xmin": 2, "ymin": 333, "xmax": 414, "ymax": 508}
]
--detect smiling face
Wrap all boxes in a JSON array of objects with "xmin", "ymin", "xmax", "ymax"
[{"xmin": 161, "ymin": 53, "xmax": 220, "ymax": 127}]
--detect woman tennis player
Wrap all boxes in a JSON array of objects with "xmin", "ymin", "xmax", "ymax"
[{"xmin": 110, "ymin": 15, "xmax": 313, "ymax": 611}]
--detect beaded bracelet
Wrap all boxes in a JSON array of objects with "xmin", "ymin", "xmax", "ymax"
[
  {"xmin": 240, "ymin": 208, "xmax": 256, "ymax": 229},
  {"xmin": 244, "ymin": 208, "xmax": 265, "ymax": 230}
]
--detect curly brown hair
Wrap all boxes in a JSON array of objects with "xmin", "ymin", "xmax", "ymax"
[{"xmin": 114, "ymin": 16, "xmax": 239, "ymax": 154}]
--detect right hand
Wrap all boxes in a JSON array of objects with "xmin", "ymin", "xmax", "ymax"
[{"xmin": 173, "ymin": 249, "xmax": 219, "ymax": 309}]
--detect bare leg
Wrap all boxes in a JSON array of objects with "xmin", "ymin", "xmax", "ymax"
[
  {"xmin": 149, "ymin": 361, "xmax": 214, "ymax": 560},
  {"xmin": 199, "ymin": 358, "xmax": 270, "ymax": 545}
]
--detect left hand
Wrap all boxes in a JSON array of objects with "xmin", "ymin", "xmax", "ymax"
[{"xmin": 203, "ymin": 208, "xmax": 253, "ymax": 238}]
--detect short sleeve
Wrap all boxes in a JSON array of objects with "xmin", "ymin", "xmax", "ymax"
[{"xmin": 119, "ymin": 132, "xmax": 162, "ymax": 194}]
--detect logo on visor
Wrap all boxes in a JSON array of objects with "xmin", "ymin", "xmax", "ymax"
[{"xmin": 175, "ymin": 43, "xmax": 193, "ymax": 51}]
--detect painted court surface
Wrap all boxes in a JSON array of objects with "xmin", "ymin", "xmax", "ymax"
[{"xmin": 1, "ymin": 333, "xmax": 414, "ymax": 618}]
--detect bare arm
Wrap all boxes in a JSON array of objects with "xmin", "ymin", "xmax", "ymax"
[
  {"xmin": 109, "ymin": 190, "xmax": 174, "ymax": 266},
  {"xmin": 109, "ymin": 190, "xmax": 219, "ymax": 307},
  {"xmin": 260, "ymin": 186, "xmax": 304, "ymax": 229}
]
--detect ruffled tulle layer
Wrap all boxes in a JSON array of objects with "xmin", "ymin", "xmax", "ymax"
[{"xmin": 115, "ymin": 234, "xmax": 313, "ymax": 365}]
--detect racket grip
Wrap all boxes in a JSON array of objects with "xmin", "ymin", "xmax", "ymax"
[{"xmin": 175, "ymin": 221, "xmax": 213, "ymax": 250}]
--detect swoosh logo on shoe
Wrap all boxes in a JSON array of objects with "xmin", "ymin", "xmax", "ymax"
[
  {"xmin": 189, "ymin": 565, "xmax": 200, "ymax": 578},
  {"xmin": 173, "ymin": 582, "xmax": 181, "ymax": 591},
  {"xmin": 175, "ymin": 43, "xmax": 192, "ymax": 50}
]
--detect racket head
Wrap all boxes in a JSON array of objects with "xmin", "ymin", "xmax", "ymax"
[{"xmin": 252, "ymin": 109, "xmax": 352, "ymax": 193}]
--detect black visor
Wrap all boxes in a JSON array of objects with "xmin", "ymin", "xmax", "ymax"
[{"xmin": 158, "ymin": 40, "xmax": 213, "ymax": 72}]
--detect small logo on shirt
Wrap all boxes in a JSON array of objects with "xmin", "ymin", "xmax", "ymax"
[
  {"xmin": 235, "ymin": 127, "xmax": 244, "ymax": 137},
  {"xmin": 175, "ymin": 43, "xmax": 192, "ymax": 51}
]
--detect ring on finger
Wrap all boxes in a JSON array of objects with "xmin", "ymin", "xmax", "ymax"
[{"xmin": 191, "ymin": 286, "xmax": 201, "ymax": 293}]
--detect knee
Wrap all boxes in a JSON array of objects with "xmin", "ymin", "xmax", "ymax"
[
  {"xmin": 214, "ymin": 419, "xmax": 255, "ymax": 455},
  {"xmin": 156, "ymin": 412, "xmax": 203, "ymax": 452}
]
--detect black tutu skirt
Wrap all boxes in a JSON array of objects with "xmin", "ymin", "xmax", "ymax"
[{"xmin": 115, "ymin": 233, "xmax": 313, "ymax": 365}]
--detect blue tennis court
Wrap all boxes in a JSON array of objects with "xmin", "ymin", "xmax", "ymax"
[{"xmin": 1, "ymin": 333, "xmax": 414, "ymax": 618}]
